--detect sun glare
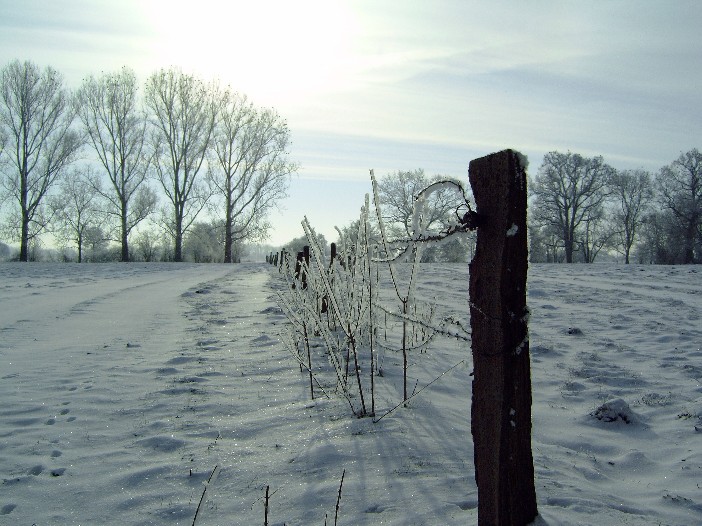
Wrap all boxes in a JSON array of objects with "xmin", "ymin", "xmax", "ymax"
[{"xmin": 139, "ymin": 0, "xmax": 360, "ymax": 103}]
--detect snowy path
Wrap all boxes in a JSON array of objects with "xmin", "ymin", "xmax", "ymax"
[{"xmin": 0, "ymin": 263, "xmax": 291, "ymax": 524}]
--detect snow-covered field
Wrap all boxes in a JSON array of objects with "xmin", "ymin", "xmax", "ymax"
[{"xmin": 1, "ymin": 262, "xmax": 701, "ymax": 525}]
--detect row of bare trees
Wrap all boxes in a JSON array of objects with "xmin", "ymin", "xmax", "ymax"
[
  {"xmin": 338, "ymin": 157, "xmax": 699, "ymax": 265},
  {"xmin": 530, "ymin": 149, "xmax": 702, "ymax": 264},
  {"xmin": 0, "ymin": 59, "xmax": 296, "ymax": 262}
]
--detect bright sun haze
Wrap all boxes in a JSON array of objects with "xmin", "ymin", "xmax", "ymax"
[
  {"xmin": 0, "ymin": 1, "xmax": 700, "ymax": 246},
  {"xmin": 138, "ymin": 0, "xmax": 360, "ymax": 104}
]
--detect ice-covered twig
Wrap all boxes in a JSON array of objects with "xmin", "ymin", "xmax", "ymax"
[
  {"xmin": 373, "ymin": 360, "xmax": 466, "ymax": 423},
  {"xmin": 192, "ymin": 464, "xmax": 219, "ymax": 526},
  {"xmin": 334, "ymin": 469, "xmax": 345, "ymax": 526},
  {"xmin": 281, "ymin": 335, "xmax": 332, "ymax": 400}
]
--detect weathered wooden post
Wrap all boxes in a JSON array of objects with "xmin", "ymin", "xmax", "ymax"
[
  {"xmin": 293, "ymin": 251, "xmax": 303, "ymax": 289},
  {"xmin": 468, "ymin": 149, "xmax": 537, "ymax": 525},
  {"xmin": 320, "ymin": 243, "xmax": 336, "ymax": 315},
  {"xmin": 303, "ymin": 245, "xmax": 310, "ymax": 290}
]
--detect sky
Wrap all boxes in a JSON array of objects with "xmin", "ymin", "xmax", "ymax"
[{"xmin": 1, "ymin": 0, "xmax": 701, "ymax": 247}]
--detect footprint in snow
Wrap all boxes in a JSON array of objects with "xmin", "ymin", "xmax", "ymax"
[
  {"xmin": 253, "ymin": 334, "xmax": 276, "ymax": 347},
  {"xmin": 28, "ymin": 465, "xmax": 44, "ymax": 476}
]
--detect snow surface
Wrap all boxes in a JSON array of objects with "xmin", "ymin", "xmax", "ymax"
[{"xmin": 1, "ymin": 262, "xmax": 701, "ymax": 525}]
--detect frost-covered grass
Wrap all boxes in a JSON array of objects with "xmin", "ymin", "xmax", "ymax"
[{"xmin": 0, "ymin": 262, "xmax": 701, "ymax": 525}]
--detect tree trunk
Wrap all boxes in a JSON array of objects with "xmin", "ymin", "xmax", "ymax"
[
  {"xmin": 684, "ymin": 220, "xmax": 697, "ymax": 264},
  {"xmin": 20, "ymin": 172, "xmax": 29, "ymax": 262},
  {"xmin": 468, "ymin": 149, "xmax": 538, "ymax": 526},
  {"xmin": 121, "ymin": 201, "xmax": 129, "ymax": 262},
  {"xmin": 20, "ymin": 215, "xmax": 29, "ymax": 262},
  {"xmin": 224, "ymin": 203, "xmax": 233, "ymax": 264},
  {"xmin": 174, "ymin": 213, "xmax": 184, "ymax": 262},
  {"xmin": 564, "ymin": 234, "xmax": 574, "ymax": 263}
]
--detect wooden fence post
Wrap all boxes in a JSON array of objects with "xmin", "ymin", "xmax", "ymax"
[
  {"xmin": 468, "ymin": 149, "xmax": 537, "ymax": 525},
  {"xmin": 303, "ymin": 245, "xmax": 310, "ymax": 290},
  {"xmin": 293, "ymin": 251, "xmax": 303, "ymax": 289}
]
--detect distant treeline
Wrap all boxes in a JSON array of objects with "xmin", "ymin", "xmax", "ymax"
[{"xmin": 528, "ymin": 150, "xmax": 701, "ymax": 264}]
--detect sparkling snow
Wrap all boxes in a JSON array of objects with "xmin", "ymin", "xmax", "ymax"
[{"xmin": 1, "ymin": 262, "xmax": 701, "ymax": 525}]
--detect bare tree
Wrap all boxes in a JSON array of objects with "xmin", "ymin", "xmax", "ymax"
[
  {"xmin": 531, "ymin": 151, "xmax": 614, "ymax": 263},
  {"xmin": 578, "ymin": 203, "xmax": 613, "ymax": 263},
  {"xmin": 528, "ymin": 221, "xmax": 565, "ymax": 263},
  {"xmin": 183, "ymin": 220, "xmax": 225, "ymax": 263},
  {"xmin": 658, "ymin": 149, "xmax": 702, "ymax": 264},
  {"xmin": 376, "ymin": 169, "xmax": 466, "ymax": 242},
  {"xmin": 132, "ymin": 227, "xmax": 162, "ymax": 262},
  {"xmin": 144, "ymin": 67, "xmax": 216, "ymax": 262},
  {"xmin": 209, "ymin": 90, "xmax": 295, "ymax": 262},
  {"xmin": 76, "ymin": 67, "xmax": 155, "ymax": 262},
  {"xmin": 0, "ymin": 127, "xmax": 7, "ymax": 211},
  {"xmin": 49, "ymin": 167, "xmax": 101, "ymax": 262},
  {"xmin": 82, "ymin": 225, "xmax": 109, "ymax": 261},
  {"xmin": 0, "ymin": 60, "xmax": 82, "ymax": 261},
  {"xmin": 285, "ymin": 231, "xmax": 328, "ymax": 257},
  {"xmin": 609, "ymin": 169, "xmax": 653, "ymax": 264},
  {"xmin": 638, "ymin": 210, "xmax": 684, "ymax": 264}
]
